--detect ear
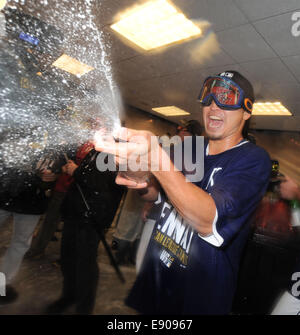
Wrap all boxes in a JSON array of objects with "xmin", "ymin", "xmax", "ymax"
[{"xmin": 243, "ymin": 111, "xmax": 251, "ymax": 121}]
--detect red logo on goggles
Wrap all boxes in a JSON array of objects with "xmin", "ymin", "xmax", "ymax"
[{"xmin": 198, "ymin": 76, "xmax": 253, "ymax": 113}]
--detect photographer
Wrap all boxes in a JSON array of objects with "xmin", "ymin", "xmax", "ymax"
[
  {"xmin": 46, "ymin": 143, "xmax": 124, "ymax": 315},
  {"xmin": 25, "ymin": 147, "xmax": 82, "ymax": 259}
]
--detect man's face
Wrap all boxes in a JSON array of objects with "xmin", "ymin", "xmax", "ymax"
[
  {"xmin": 177, "ymin": 128, "xmax": 192, "ymax": 141},
  {"xmin": 202, "ymin": 100, "xmax": 250, "ymax": 140}
]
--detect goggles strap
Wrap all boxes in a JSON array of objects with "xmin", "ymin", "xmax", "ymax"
[{"xmin": 243, "ymin": 98, "xmax": 253, "ymax": 114}]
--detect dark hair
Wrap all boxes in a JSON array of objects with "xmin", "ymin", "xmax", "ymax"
[
  {"xmin": 242, "ymin": 119, "xmax": 256, "ymax": 144},
  {"xmin": 242, "ymin": 118, "xmax": 250, "ymax": 139}
]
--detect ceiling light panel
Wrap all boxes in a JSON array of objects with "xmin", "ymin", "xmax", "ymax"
[
  {"xmin": 111, "ymin": 0, "xmax": 202, "ymax": 50},
  {"xmin": 152, "ymin": 106, "xmax": 190, "ymax": 116},
  {"xmin": 252, "ymin": 102, "xmax": 292, "ymax": 116},
  {"xmin": 52, "ymin": 54, "xmax": 94, "ymax": 77}
]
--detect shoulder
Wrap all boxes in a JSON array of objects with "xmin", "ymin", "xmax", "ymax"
[
  {"xmin": 239, "ymin": 142, "xmax": 270, "ymax": 164},
  {"xmin": 229, "ymin": 142, "xmax": 271, "ymax": 178}
]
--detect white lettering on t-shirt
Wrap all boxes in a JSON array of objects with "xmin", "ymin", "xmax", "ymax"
[
  {"xmin": 159, "ymin": 205, "xmax": 194, "ymax": 253},
  {"xmin": 206, "ymin": 167, "xmax": 222, "ymax": 189},
  {"xmin": 157, "ymin": 201, "xmax": 172, "ymax": 229}
]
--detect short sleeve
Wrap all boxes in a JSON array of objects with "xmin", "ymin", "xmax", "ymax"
[{"xmin": 199, "ymin": 146, "xmax": 271, "ymax": 247}]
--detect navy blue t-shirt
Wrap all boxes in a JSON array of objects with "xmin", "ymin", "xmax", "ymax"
[{"xmin": 126, "ymin": 139, "xmax": 271, "ymax": 315}]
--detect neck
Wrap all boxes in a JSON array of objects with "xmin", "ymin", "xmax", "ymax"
[{"xmin": 208, "ymin": 133, "xmax": 244, "ymax": 155}]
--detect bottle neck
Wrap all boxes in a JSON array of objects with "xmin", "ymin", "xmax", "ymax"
[{"xmin": 290, "ymin": 199, "xmax": 300, "ymax": 209}]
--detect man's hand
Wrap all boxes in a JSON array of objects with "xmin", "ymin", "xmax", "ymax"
[
  {"xmin": 279, "ymin": 175, "xmax": 300, "ymax": 201},
  {"xmin": 62, "ymin": 160, "xmax": 78, "ymax": 176},
  {"xmin": 116, "ymin": 172, "xmax": 148, "ymax": 189},
  {"xmin": 94, "ymin": 127, "xmax": 162, "ymax": 186},
  {"xmin": 94, "ymin": 127, "xmax": 163, "ymax": 173},
  {"xmin": 95, "ymin": 127, "xmax": 214, "ymax": 235},
  {"xmin": 40, "ymin": 169, "xmax": 58, "ymax": 182}
]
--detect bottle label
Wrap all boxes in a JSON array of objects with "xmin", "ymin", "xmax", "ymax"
[{"xmin": 291, "ymin": 209, "xmax": 300, "ymax": 227}]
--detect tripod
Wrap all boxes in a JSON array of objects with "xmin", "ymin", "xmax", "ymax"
[{"xmin": 75, "ymin": 182, "xmax": 126, "ymax": 284}]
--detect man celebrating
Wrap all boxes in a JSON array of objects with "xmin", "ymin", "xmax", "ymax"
[{"xmin": 95, "ymin": 71, "xmax": 271, "ymax": 314}]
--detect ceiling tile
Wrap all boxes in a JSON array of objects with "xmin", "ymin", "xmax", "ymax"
[
  {"xmin": 140, "ymin": 42, "xmax": 235, "ymax": 77},
  {"xmin": 130, "ymin": 45, "xmax": 199, "ymax": 78},
  {"xmin": 283, "ymin": 101, "xmax": 300, "ymax": 117},
  {"xmin": 217, "ymin": 24, "xmax": 277, "ymax": 62},
  {"xmin": 239, "ymin": 58, "xmax": 298, "ymax": 84},
  {"xmin": 173, "ymin": 0, "xmax": 249, "ymax": 32},
  {"xmin": 194, "ymin": 46, "xmax": 236, "ymax": 68},
  {"xmin": 101, "ymin": 27, "xmax": 139, "ymax": 62},
  {"xmin": 113, "ymin": 34, "xmax": 237, "ymax": 82},
  {"xmin": 94, "ymin": 0, "xmax": 138, "ymax": 28},
  {"xmin": 269, "ymin": 83, "xmax": 300, "ymax": 104},
  {"xmin": 282, "ymin": 54, "xmax": 300, "ymax": 81},
  {"xmin": 238, "ymin": 59, "xmax": 300, "ymax": 109},
  {"xmin": 234, "ymin": 0, "xmax": 300, "ymax": 22},
  {"xmin": 253, "ymin": 12, "xmax": 300, "ymax": 57},
  {"xmin": 113, "ymin": 57, "xmax": 161, "ymax": 82}
]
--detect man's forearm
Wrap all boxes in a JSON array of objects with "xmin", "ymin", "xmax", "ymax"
[{"xmin": 152, "ymin": 149, "xmax": 216, "ymax": 235}]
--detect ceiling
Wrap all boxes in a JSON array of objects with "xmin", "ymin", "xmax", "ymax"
[{"xmin": 10, "ymin": 0, "xmax": 300, "ymax": 131}]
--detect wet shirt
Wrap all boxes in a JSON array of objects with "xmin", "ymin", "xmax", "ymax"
[{"xmin": 126, "ymin": 140, "xmax": 271, "ymax": 315}]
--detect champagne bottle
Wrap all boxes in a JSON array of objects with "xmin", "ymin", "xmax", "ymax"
[{"xmin": 290, "ymin": 199, "xmax": 300, "ymax": 235}]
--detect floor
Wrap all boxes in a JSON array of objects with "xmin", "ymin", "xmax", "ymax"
[{"xmin": 0, "ymin": 218, "xmax": 138, "ymax": 315}]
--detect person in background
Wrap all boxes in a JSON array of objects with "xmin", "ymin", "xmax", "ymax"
[
  {"xmin": 112, "ymin": 189, "xmax": 145, "ymax": 266},
  {"xmin": 279, "ymin": 176, "xmax": 300, "ymax": 201},
  {"xmin": 253, "ymin": 161, "xmax": 294, "ymax": 236},
  {"xmin": 46, "ymin": 143, "xmax": 124, "ymax": 315},
  {"xmin": 271, "ymin": 175, "xmax": 300, "ymax": 315},
  {"xmin": 25, "ymin": 144, "xmax": 91, "ymax": 259},
  {"xmin": 25, "ymin": 172, "xmax": 73, "ymax": 259},
  {"xmin": 0, "ymin": 159, "xmax": 57, "ymax": 304},
  {"xmin": 176, "ymin": 119, "xmax": 203, "ymax": 141}
]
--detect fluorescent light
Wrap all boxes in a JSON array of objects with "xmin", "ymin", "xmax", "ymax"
[
  {"xmin": 152, "ymin": 106, "xmax": 190, "ymax": 116},
  {"xmin": 252, "ymin": 102, "xmax": 292, "ymax": 116},
  {"xmin": 110, "ymin": 0, "xmax": 202, "ymax": 50},
  {"xmin": 0, "ymin": 0, "xmax": 7, "ymax": 10},
  {"xmin": 52, "ymin": 54, "xmax": 94, "ymax": 77}
]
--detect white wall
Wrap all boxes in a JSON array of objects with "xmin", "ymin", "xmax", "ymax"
[
  {"xmin": 121, "ymin": 105, "xmax": 177, "ymax": 136},
  {"xmin": 253, "ymin": 130, "xmax": 300, "ymax": 184}
]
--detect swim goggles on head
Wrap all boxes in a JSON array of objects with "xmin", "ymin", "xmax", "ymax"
[{"xmin": 197, "ymin": 76, "xmax": 253, "ymax": 113}]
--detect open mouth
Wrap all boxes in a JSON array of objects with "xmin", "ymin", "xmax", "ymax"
[{"xmin": 207, "ymin": 115, "xmax": 224, "ymax": 129}]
